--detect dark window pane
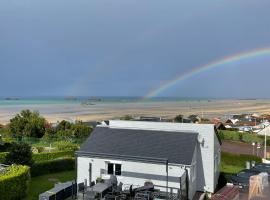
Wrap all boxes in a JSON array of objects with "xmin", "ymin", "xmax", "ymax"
[
  {"xmin": 108, "ymin": 163, "xmax": 114, "ymax": 175},
  {"xmin": 115, "ymin": 164, "xmax": 121, "ymax": 176}
]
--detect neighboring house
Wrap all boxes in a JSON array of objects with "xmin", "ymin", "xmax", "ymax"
[
  {"xmin": 257, "ymin": 125, "xmax": 270, "ymax": 136},
  {"xmin": 137, "ymin": 116, "xmax": 162, "ymax": 122},
  {"xmin": 76, "ymin": 120, "xmax": 221, "ymax": 200},
  {"xmin": 212, "ymin": 118, "xmax": 221, "ymax": 125},
  {"xmin": 225, "ymin": 119, "xmax": 239, "ymax": 125},
  {"xmin": 188, "ymin": 115, "xmax": 201, "ymax": 123}
]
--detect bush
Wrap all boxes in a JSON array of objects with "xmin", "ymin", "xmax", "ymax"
[
  {"xmin": 5, "ymin": 143, "xmax": 33, "ymax": 166},
  {"xmin": 54, "ymin": 141, "xmax": 79, "ymax": 151},
  {"xmin": 0, "ymin": 165, "xmax": 30, "ymax": 200},
  {"xmin": 0, "ymin": 150, "xmax": 74, "ymax": 163},
  {"xmin": 31, "ymin": 158, "xmax": 75, "ymax": 177},
  {"xmin": 0, "ymin": 152, "xmax": 8, "ymax": 163},
  {"xmin": 32, "ymin": 150, "xmax": 74, "ymax": 162},
  {"xmin": 0, "ymin": 142, "xmax": 12, "ymax": 152}
]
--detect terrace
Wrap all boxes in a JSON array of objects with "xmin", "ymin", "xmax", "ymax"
[{"xmin": 40, "ymin": 176, "xmax": 185, "ymax": 200}]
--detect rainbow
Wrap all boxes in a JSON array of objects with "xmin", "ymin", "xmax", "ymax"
[{"xmin": 144, "ymin": 47, "xmax": 270, "ymax": 99}]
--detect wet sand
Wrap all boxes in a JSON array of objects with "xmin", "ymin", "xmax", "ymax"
[{"xmin": 1, "ymin": 99, "xmax": 270, "ymax": 124}]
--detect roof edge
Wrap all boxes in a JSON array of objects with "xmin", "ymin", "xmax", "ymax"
[{"xmin": 76, "ymin": 151, "xmax": 192, "ymax": 166}]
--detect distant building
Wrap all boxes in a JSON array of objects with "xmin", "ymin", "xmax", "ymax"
[
  {"xmin": 257, "ymin": 125, "xmax": 270, "ymax": 136},
  {"xmin": 76, "ymin": 120, "xmax": 221, "ymax": 199},
  {"xmin": 225, "ymin": 119, "xmax": 239, "ymax": 125},
  {"xmin": 137, "ymin": 116, "xmax": 162, "ymax": 122},
  {"xmin": 188, "ymin": 115, "xmax": 201, "ymax": 123}
]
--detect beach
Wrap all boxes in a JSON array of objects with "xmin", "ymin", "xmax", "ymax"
[{"xmin": 1, "ymin": 98, "xmax": 270, "ymax": 124}]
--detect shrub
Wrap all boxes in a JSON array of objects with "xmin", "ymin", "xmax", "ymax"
[
  {"xmin": 5, "ymin": 143, "xmax": 33, "ymax": 166},
  {"xmin": 0, "ymin": 152, "xmax": 8, "ymax": 163},
  {"xmin": 0, "ymin": 150, "xmax": 74, "ymax": 163},
  {"xmin": 54, "ymin": 141, "xmax": 79, "ymax": 151},
  {"xmin": 0, "ymin": 142, "xmax": 12, "ymax": 152},
  {"xmin": 32, "ymin": 150, "xmax": 74, "ymax": 162},
  {"xmin": 31, "ymin": 158, "xmax": 75, "ymax": 177},
  {"xmin": 0, "ymin": 165, "xmax": 30, "ymax": 200}
]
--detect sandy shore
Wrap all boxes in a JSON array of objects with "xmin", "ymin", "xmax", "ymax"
[{"xmin": 1, "ymin": 99, "xmax": 270, "ymax": 124}]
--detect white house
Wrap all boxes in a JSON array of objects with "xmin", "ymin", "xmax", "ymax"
[
  {"xmin": 258, "ymin": 125, "xmax": 270, "ymax": 136},
  {"xmin": 76, "ymin": 120, "xmax": 221, "ymax": 200}
]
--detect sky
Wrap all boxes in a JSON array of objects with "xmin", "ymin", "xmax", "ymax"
[{"xmin": 1, "ymin": 0, "xmax": 270, "ymax": 98}]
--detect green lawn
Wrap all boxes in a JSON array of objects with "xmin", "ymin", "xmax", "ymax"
[
  {"xmin": 219, "ymin": 130, "xmax": 269, "ymax": 144},
  {"xmin": 24, "ymin": 170, "xmax": 75, "ymax": 200}
]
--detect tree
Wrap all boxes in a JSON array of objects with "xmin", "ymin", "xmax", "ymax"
[
  {"xmin": 174, "ymin": 115, "xmax": 184, "ymax": 123},
  {"xmin": 9, "ymin": 110, "xmax": 47, "ymax": 138},
  {"xmin": 56, "ymin": 120, "xmax": 72, "ymax": 131},
  {"xmin": 5, "ymin": 142, "xmax": 33, "ymax": 166},
  {"xmin": 71, "ymin": 123, "xmax": 92, "ymax": 138}
]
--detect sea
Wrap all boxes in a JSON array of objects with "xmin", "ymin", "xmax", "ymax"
[{"xmin": 0, "ymin": 96, "xmax": 210, "ymax": 124}]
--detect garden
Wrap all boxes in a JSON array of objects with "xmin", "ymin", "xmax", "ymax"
[{"xmin": 0, "ymin": 110, "xmax": 92, "ymax": 200}]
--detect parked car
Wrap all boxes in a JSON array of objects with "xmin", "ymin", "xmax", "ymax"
[{"xmin": 230, "ymin": 169, "xmax": 261, "ymax": 191}]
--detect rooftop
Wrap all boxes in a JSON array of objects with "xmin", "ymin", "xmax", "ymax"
[{"xmin": 77, "ymin": 127, "xmax": 198, "ymax": 165}]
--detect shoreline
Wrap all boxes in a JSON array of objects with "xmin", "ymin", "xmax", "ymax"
[{"xmin": 1, "ymin": 99, "xmax": 270, "ymax": 125}]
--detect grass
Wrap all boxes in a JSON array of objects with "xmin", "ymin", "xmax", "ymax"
[
  {"xmin": 220, "ymin": 151, "xmax": 262, "ymax": 174},
  {"xmin": 24, "ymin": 170, "xmax": 75, "ymax": 200},
  {"xmin": 220, "ymin": 163, "xmax": 245, "ymax": 174},
  {"xmin": 219, "ymin": 130, "xmax": 270, "ymax": 144}
]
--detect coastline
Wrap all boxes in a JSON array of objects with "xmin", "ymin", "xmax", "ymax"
[{"xmin": 1, "ymin": 99, "xmax": 270, "ymax": 125}]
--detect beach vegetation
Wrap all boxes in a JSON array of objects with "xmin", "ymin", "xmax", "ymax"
[{"xmin": 5, "ymin": 142, "xmax": 33, "ymax": 166}]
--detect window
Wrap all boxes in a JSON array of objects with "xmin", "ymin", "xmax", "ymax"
[
  {"xmin": 107, "ymin": 163, "xmax": 122, "ymax": 176},
  {"xmin": 107, "ymin": 163, "xmax": 114, "ymax": 175},
  {"xmin": 115, "ymin": 164, "xmax": 121, "ymax": 175}
]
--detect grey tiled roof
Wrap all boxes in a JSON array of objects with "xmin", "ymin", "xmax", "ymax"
[{"xmin": 78, "ymin": 127, "xmax": 198, "ymax": 165}]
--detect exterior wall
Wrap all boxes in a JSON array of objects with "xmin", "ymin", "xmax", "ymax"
[
  {"xmin": 77, "ymin": 156, "xmax": 188, "ymax": 196},
  {"xmin": 108, "ymin": 120, "xmax": 220, "ymax": 193},
  {"xmin": 258, "ymin": 125, "xmax": 270, "ymax": 136},
  {"xmin": 213, "ymin": 133, "xmax": 221, "ymax": 189},
  {"xmin": 189, "ymin": 145, "xmax": 197, "ymax": 199}
]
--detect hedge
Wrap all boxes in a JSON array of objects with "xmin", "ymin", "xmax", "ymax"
[
  {"xmin": 0, "ymin": 150, "xmax": 74, "ymax": 163},
  {"xmin": 0, "ymin": 165, "xmax": 30, "ymax": 200},
  {"xmin": 31, "ymin": 158, "xmax": 75, "ymax": 177},
  {"xmin": 32, "ymin": 150, "xmax": 74, "ymax": 162}
]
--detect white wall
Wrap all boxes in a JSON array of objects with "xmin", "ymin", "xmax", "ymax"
[
  {"xmin": 77, "ymin": 156, "xmax": 193, "ymax": 196},
  {"xmin": 107, "ymin": 120, "xmax": 220, "ymax": 193}
]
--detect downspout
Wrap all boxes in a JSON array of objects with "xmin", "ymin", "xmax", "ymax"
[
  {"xmin": 75, "ymin": 154, "xmax": 78, "ymax": 198},
  {"xmin": 166, "ymin": 160, "xmax": 168, "ymax": 200},
  {"xmin": 185, "ymin": 167, "xmax": 189, "ymax": 200}
]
